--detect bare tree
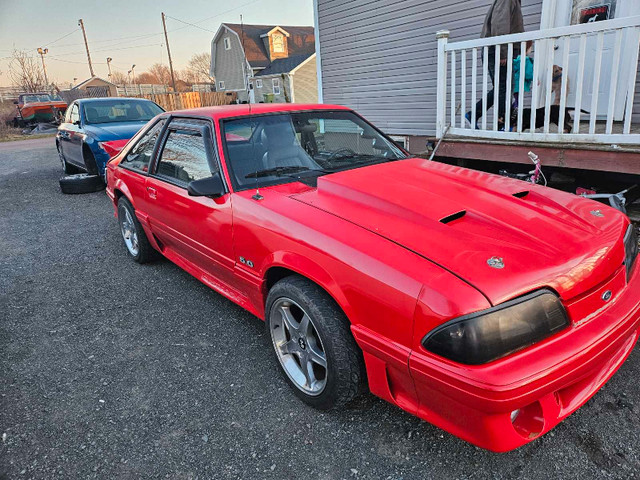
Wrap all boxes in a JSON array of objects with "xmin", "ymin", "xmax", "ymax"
[
  {"xmin": 147, "ymin": 63, "xmax": 172, "ymax": 86},
  {"xmin": 8, "ymin": 50, "xmax": 45, "ymax": 92},
  {"xmin": 109, "ymin": 71, "xmax": 128, "ymax": 85},
  {"xmin": 185, "ymin": 53, "xmax": 214, "ymax": 84},
  {"xmin": 135, "ymin": 72, "xmax": 159, "ymax": 84}
]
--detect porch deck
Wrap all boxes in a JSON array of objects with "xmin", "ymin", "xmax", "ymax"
[
  {"xmin": 434, "ymin": 16, "xmax": 640, "ymax": 175},
  {"xmin": 434, "ymin": 133, "xmax": 640, "ymax": 175}
]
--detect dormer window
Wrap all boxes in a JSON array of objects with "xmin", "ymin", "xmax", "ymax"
[
  {"xmin": 272, "ymin": 33, "xmax": 284, "ymax": 53},
  {"xmin": 224, "ymin": 37, "xmax": 231, "ymax": 50}
]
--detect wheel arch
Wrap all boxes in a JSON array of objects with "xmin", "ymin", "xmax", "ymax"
[
  {"xmin": 262, "ymin": 255, "xmax": 353, "ymax": 324},
  {"xmin": 112, "ymin": 180, "xmax": 135, "ymax": 209},
  {"xmin": 82, "ymin": 140, "xmax": 99, "ymax": 175}
]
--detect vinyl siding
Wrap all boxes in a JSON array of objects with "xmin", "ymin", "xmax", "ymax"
[
  {"xmin": 251, "ymin": 75, "xmax": 292, "ymax": 103},
  {"xmin": 635, "ymin": 64, "xmax": 640, "ymax": 124},
  {"xmin": 291, "ymin": 57, "xmax": 319, "ymax": 103},
  {"xmin": 213, "ymin": 29, "xmax": 247, "ymax": 93},
  {"xmin": 317, "ymin": 0, "xmax": 544, "ymax": 136}
]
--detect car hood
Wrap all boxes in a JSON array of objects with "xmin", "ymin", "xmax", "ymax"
[
  {"xmin": 290, "ymin": 158, "xmax": 628, "ymax": 305},
  {"xmin": 83, "ymin": 121, "xmax": 146, "ymax": 141}
]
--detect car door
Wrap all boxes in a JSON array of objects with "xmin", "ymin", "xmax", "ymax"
[
  {"xmin": 62, "ymin": 103, "xmax": 84, "ymax": 167},
  {"xmin": 144, "ymin": 117, "xmax": 236, "ymax": 286},
  {"xmin": 117, "ymin": 118, "xmax": 167, "ymax": 227},
  {"xmin": 58, "ymin": 102, "xmax": 77, "ymax": 163}
]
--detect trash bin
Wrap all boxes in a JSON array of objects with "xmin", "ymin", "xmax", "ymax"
[{"xmin": 263, "ymin": 93, "xmax": 275, "ymax": 103}]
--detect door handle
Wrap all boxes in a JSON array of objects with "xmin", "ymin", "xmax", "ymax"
[{"xmin": 147, "ymin": 187, "xmax": 157, "ymax": 199}]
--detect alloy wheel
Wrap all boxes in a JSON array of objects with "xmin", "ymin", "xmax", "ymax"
[
  {"xmin": 270, "ymin": 297, "xmax": 328, "ymax": 396},
  {"xmin": 119, "ymin": 206, "xmax": 139, "ymax": 256}
]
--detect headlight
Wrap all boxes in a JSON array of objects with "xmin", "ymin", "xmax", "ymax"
[
  {"xmin": 624, "ymin": 224, "xmax": 638, "ymax": 280},
  {"xmin": 422, "ymin": 289, "xmax": 569, "ymax": 365}
]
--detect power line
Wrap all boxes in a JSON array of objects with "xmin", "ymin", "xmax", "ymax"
[
  {"xmin": 165, "ymin": 15, "xmax": 216, "ymax": 33},
  {"xmin": 42, "ymin": 29, "xmax": 80, "ymax": 48},
  {"xmin": 164, "ymin": 0, "xmax": 264, "ymax": 34},
  {"xmin": 5, "ymin": 0, "xmax": 264, "ymax": 57}
]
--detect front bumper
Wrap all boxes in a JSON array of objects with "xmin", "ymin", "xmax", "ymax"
[{"xmin": 354, "ymin": 262, "xmax": 640, "ymax": 452}]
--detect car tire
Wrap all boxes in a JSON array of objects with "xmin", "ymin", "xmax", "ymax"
[
  {"xmin": 117, "ymin": 197, "xmax": 155, "ymax": 264},
  {"xmin": 266, "ymin": 275, "xmax": 365, "ymax": 410},
  {"xmin": 57, "ymin": 144, "xmax": 81, "ymax": 175},
  {"xmin": 59, "ymin": 173, "xmax": 105, "ymax": 194}
]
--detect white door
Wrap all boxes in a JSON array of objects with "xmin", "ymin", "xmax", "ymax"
[{"xmin": 541, "ymin": 0, "xmax": 638, "ymax": 120}]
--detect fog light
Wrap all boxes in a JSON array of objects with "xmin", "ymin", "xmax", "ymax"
[{"xmin": 511, "ymin": 401, "xmax": 544, "ymax": 439}]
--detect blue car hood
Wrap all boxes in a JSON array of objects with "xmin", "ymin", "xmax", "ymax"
[{"xmin": 84, "ymin": 121, "xmax": 146, "ymax": 141}]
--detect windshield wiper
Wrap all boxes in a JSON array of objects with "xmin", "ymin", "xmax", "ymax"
[{"xmin": 244, "ymin": 165, "xmax": 314, "ymax": 179}]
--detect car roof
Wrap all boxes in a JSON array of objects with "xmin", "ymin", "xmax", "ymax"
[
  {"xmin": 168, "ymin": 103, "xmax": 351, "ymax": 120},
  {"xmin": 76, "ymin": 97, "xmax": 154, "ymax": 104}
]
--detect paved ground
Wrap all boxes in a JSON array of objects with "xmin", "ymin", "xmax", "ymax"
[{"xmin": 1, "ymin": 137, "xmax": 639, "ymax": 480}]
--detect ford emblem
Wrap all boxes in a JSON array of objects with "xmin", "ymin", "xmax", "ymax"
[
  {"xmin": 487, "ymin": 256, "xmax": 504, "ymax": 269},
  {"xmin": 590, "ymin": 210, "xmax": 604, "ymax": 217}
]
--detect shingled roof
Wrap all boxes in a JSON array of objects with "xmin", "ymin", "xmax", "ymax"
[
  {"xmin": 253, "ymin": 54, "xmax": 314, "ymax": 77},
  {"xmin": 223, "ymin": 24, "xmax": 315, "ymax": 69}
]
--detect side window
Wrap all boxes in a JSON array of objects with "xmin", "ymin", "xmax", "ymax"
[
  {"xmin": 155, "ymin": 129, "xmax": 211, "ymax": 185},
  {"xmin": 64, "ymin": 103, "xmax": 75, "ymax": 123},
  {"xmin": 120, "ymin": 120, "xmax": 165, "ymax": 172},
  {"xmin": 69, "ymin": 104, "xmax": 79, "ymax": 124}
]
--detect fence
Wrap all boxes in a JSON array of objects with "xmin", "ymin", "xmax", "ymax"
[
  {"xmin": 436, "ymin": 15, "xmax": 640, "ymax": 144},
  {"xmin": 126, "ymin": 91, "xmax": 237, "ymax": 111},
  {"xmin": 59, "ymin": 86, "xmax": 111, "ymax": 103},
  {"xmin": 116, "ymin": 84, "xmax": 170, "ymax": 96}
]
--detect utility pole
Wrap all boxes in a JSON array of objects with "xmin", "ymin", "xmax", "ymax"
[
  {"xmin": 131, "ymin": 64, "xmax": 136, "ymax": 84},
  {"xmin": 161, "ymin": 12, "xmax": 177, "ymax": 93},
  {"xmin": 37, "ymin": 47, "xmax": 49, "ymax": 89},
  {"xmin": 106, "ymin": 57, "xmax": 113, "ymax": 78},
  {"xmin": 78, "ymin": 19, "xmax": 94, "ymax": 77}
]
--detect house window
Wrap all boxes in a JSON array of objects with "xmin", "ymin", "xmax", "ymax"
[
  {"xmin": 272, "ymin": 33, "xmax": 284, "ymax": 53},
  {"xmin": 256, "ymin": 79, "xmax": 263, "ymax": 88},
  {"xmin": 218, "ymin": 81, "xmax": 225, "ymax": 90},
  {"xmin": 224, "ymin": 37, "xmax": 231, "ymax": 50},
  {"xmin": 272, "ymin": 78, "xmax": 281, "ymax": 95}
]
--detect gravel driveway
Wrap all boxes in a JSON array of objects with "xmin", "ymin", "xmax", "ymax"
[{"xmin": 1, "ymin": 137, "xmax": 639, "ymax": 479}]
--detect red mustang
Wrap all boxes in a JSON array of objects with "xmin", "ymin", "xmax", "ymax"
[{"xmin": 105, "ymin": 104, "xmax": 639, "ymax": 452}]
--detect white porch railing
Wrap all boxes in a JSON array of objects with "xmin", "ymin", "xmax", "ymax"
[{"xmin": 436, "ymin": 16, "xmax": 640, "ymax": 144}]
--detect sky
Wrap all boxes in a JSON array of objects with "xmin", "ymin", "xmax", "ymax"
[{"xmin": 0, "ymin": 0, "xmax": 314, "ymax": 87}]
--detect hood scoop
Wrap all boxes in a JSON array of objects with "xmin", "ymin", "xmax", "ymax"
[
  {"xmin": 512, "ymin": 190, "xmax": 530, "ymax": 198},
  {"xmin": 439, "ymin": 210, "xmax": 466, "ymax": 224}
]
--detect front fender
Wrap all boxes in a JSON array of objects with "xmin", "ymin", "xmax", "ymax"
[
  {"xmin": 83, "ymin": 136, "xmax": 110, "ymax": 175},
  {"xmin": 262, "ymin": 251, "xmax": 351, "ymax": 319}
]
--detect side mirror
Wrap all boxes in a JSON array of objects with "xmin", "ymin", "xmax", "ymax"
[
  {"xmin": 187, "ymin": 173, "xmax": 225, "ymax": 198},
  {"xmin": 13, "ymin": 100, "xmax": 18, "ymax": 105}
]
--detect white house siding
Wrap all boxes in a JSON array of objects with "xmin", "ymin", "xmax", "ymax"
[
  {"xmin": 252, "ymin": 75, "xmax": 292, "ymax": 103},
  {"xmin": 635, "ymin": 67, "xmax": 640, "ymax": 124},
  {"xmin": 292, "ymin": 58, "xmax": 319, "ymax": 103},
  {"xmin": 213, "ymin": 29, "xmax": 248, "ymax": 93},
  {"xmin": 316, "ymin": 0, "xmax": 543, "ymax": 136}
]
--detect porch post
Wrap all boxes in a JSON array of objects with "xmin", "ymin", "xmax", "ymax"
[{"xmin": 436, "ymin": 30, "xmax": 450, "ymax": 139}]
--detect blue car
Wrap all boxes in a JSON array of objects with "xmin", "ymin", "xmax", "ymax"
[{"xmin": 56, "ymin": 97, "xmax": 164, "ymax": 180}]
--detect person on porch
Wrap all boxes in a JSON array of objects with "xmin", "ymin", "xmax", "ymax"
[
  {"xmin": 512, "ymin": 40, "xmax": 534, "ymax": 109},
  {"xmin": 466, "ymin": 0, "xmax": 524, "ymax": 130}
]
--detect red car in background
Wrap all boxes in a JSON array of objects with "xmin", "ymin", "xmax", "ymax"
[{"xmin": 105, "ymin": 103, "xmax": 639, "ymax": 452}]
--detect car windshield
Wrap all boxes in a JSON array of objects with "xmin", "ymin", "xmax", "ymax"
[
  {"xmin": 83, "ymin": 100, "xmax": 163, "ymax": 125},
  {"xmin": 20, "ymin": 94, "xmax": 56, "ymax": 103},
  {"xmin": 222, "ymin": 110, "xmax": 407, "ymax": 189}
]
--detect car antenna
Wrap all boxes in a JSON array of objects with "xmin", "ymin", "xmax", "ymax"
[{"xmin": 240, "ymin": 14, "xmax": 262, "ymax": 201}]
